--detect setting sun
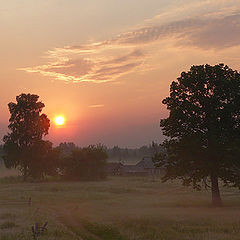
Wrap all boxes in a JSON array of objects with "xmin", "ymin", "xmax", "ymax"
[{"xmin": 55, "ymin": 116, "xmax": 65, "ymax": 126}]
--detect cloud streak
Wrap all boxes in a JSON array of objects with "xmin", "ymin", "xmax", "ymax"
[
  {"xmin": 20, "ymin": 0, "xmax": 240, "ymax": 83},
  {"xmin": 88, "ymin": 104, "xmax": 104, "ymax": 108}
]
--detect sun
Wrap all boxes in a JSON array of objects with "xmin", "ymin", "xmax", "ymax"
[{"xmin": 55, "ymin": 116, "xmax": 65, "ymax": 126}]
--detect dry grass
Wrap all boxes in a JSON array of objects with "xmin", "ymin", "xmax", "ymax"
[{"xmin": 0, "ymin": 171, "xmax": 240, "ymax": 239}]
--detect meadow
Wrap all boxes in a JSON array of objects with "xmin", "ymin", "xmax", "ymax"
[{"xmin": 0, "ymin": 168, "xmax": 240, "ymax": 240}]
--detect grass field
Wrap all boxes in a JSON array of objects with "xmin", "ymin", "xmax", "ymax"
[{"xmin": 0, "ymin": 169, "xmax": 240, "ymax": 240}]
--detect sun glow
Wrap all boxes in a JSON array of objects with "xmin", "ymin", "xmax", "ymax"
[{"xmin": 55, "ymin": 116, "xmax": 65, "ymax": 126}]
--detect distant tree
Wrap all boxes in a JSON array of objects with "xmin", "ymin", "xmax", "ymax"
[
  {"xmin": 3, "ymin": 93, "xmax": 51, "ymax": 180},
  {"xmin": 123, "ymin": 148, "xmax": 129, "ymax": 158},
  {"xmin": 112, "ymin": 145, "xmax": 121, "ymax": 158},
  {"xmin": 60, "ymin": 144, "xmax": 108, "ymax": 181},
  {"xmin": 132, "ymin": 149, "xmax": 137, "ymax": 158},
  {"xmin": 58, "ymin": 142, "xmax": 77, "ymax": 157},
  {"xmin": 139, "ymin": 145, "xmax": 149, "ymax": 156},
  {"xmin": 150, "ymin": 141, "xmax": 165, "ymax": 156},
  {"xmin": 154, "ymin": 64, "xmax": 240, "ymax": 207}
]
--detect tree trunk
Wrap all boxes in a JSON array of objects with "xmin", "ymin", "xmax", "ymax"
[{"xmin": 210, "ymin": 174, "xmax": 222, "ymax": 207}]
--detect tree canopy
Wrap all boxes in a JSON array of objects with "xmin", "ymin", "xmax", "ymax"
[
  {"xmin": 3, "ymin": 93, "xmax": 52, "ymax": 179},
  {"xmin": 154, "ymin": 64, "xmax": 240, "ymax": 206}
]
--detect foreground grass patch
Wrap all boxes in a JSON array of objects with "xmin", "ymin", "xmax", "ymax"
[
  {"xmin": 82, "ymin": 221, "xmax": 129, "ymax": 240},
  {"xmin": 0, "ymin": 221, "xmax": 17, "ymax": 229},
  {"xmin": 0, "ymin": 213, "xmax": 16, "ymax": 220}
]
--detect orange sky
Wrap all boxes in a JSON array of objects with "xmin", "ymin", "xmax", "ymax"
[{"xmin": 1, "ymin": 0, "xmax": 240, "ymax": 147}]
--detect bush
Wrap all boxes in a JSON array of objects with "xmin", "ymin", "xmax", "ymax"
[
  {"xmin": 60, "ymin": 144, "xmax": 107, "ymax": 181},
  {"xmin": 26, "ymin": 141, "xmax": 60, "ymax": 179}
]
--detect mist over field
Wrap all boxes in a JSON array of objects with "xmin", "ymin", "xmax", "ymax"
[{"xmin": 1, "ymin": 175, "xmax": 240, "ymax": 240}]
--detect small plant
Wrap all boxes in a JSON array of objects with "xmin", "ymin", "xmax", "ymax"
[{"xmin": 31, "ymin": 222, "xmax": 48, "ymax": 240}]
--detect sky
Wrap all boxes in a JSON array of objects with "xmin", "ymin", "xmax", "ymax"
[{"xmin": 1, "ymin": 0, "xmax": 240, "ymax": 148}]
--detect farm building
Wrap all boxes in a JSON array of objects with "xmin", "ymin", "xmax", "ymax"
[{"xmin": 107, "ymin": 157, "xmax": 163, "ymax": 176}]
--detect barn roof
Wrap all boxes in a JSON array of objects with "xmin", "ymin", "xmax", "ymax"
[{"xmin": 136, "ymin": 157, "xmax": 155, "ymax": 169}]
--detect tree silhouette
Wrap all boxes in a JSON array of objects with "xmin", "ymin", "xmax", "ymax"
[
  {"xmin": 154, "ymin": 64, "xmax": 240, "ymax": 207},
  {"xmin": 3, "ymin": 93, "xmax": 50, "ymax": 180}
]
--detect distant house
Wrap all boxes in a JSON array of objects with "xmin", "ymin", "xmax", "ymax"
[
  {"xmin": 135, "ymin": 157, "xmax": 161, "ymax": 175},
  {"xmin": 107, "ymin": 157, "xmax": 163, "ymax": 176}
]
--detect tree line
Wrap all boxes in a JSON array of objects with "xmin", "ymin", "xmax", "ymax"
[{"xmin": 106, "ymin": 144, "xmax": 164, "ymax": 163}]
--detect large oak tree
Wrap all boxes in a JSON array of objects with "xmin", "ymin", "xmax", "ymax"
[
  {"xmin": 3, "ymin": 93, "xmax": 51, "ymax": 180},
  {"xmin": 154, "ymin": 64, "xmax": 240, "ymax": 207}
]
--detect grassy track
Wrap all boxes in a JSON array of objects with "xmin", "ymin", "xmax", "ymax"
[{"xmin": 0, "ymin": 173, "xmax": 240, "ymax": 240}]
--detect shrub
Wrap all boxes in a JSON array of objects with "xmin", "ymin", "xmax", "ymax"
[{"xmin": 60, "ymin": 144, "xmax": 107, "ymax": 181}]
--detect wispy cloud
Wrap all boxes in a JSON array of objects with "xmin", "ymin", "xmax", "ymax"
[
  {"xmin": 88, "ymin": 104, "xmax": 104, "ymax": 108},
  {"xmin": 20, "ymin": 0, "xmax": 240, "ymax": 83},
  {"xmin": 20, "ymin": 48, "xmax": 146, "ymax": 83}
]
